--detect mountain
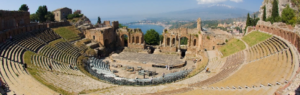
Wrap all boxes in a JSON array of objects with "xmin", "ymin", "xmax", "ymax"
[{"xmin": 146, "ymin": 5, "xmax": 253, "ymax": 21}]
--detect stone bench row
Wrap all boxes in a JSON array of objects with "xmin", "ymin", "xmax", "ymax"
[
  {"xmin": 209, "ymin": 48, "xmax": 294, "ymax": 88},
  {"xmin": 31, "ymin": 55, "xmax": 81, "ymax": 75},
  {"xmin": 30, "ymin": 29, "xmax": 61, "ymax": 43},
  {"xmin": 189, "ymin": 65, "xmax": 240, "ymax": 87},
  {"xmin": 221, "ymin": 51, "xmax": 245, "ymax": 70},
  {"xmin": 247, "ymin": 37, "xmax": 289, "ymax": 62},
  {"xmin": 0, "ymin": 57, "xmax": 27, "ymax": 90},
  {"xmin": 13, "ymin": 33, "xmax": 45, "ymax": 52},
  {"xmin": 39, "ymin": 46, "xmax": 77, "ymax": 64},
  {"xmin": 55, "ymin": 42, "xmax": 80, "ymax": 57},
  {"xmin": 0, "ymin": 41, "xmax": 25, "ymax": 63}
]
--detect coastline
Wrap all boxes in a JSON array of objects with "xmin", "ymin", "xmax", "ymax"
[{"xmin": 125, "ymin": 23, "xmax": 172, "ymax": 30}]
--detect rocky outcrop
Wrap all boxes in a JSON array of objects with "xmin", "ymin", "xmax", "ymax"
[
  {"xmin": 70, "ymin": 15, "xmax": 94, "ymax": 30},
  {"xmin": 258, "ymin": 0, "xmax": 297, "ymax": 20}
]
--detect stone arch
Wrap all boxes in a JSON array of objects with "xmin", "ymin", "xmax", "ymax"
[
  {"xmin": 132, "ymin": 36, "xmax": 135, "ymax": 43},
  {"xmin": 193, "ymin": 39, "xmax": 197, "ymax": 46},
  {"xmin": 104, "ymin": 39, "xmax": 109, "ymax": 47},
  {"xmin": 121, "ymin": 34, "xmax": 128, "ymax": 47},
  {"xmin": 172, "ymin": 38, "xmax": 175, "ymax": 46},
  {"xmin": 167, "ymin": 37, "xmax": 171, "ymax": 46},
  {"xmin": 180, "ymin": 37, "xmax": 188, "ymax": 45}
]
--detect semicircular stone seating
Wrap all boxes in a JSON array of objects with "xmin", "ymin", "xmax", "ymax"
[
  {"xmin": 185, "ymin": 36, "xmax": 295, "ymax": 95},
  {"xmin": 0, "ymin": 29, "xmax": 65, "ymax": 94},
  {"xmin": 193, "ymin": 36, "xmax": 295, "ymax": 94}
]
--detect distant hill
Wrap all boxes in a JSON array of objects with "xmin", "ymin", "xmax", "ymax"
[{"xmin": 147, "ymin": 4, "xmax": 253, "ymax": 20}]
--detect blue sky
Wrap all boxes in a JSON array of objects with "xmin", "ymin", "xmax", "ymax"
[{"xmin": 0, "ymin": 0, "xmax": 263, "ymax": 22}]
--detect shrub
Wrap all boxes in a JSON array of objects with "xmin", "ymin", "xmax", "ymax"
[{"xmin": 207, "ymin": 36, "xmax": 210, "ymax": 40}]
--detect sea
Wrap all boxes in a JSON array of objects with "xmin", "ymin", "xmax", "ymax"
[
  {"xmin": 127, "ymin": 24, "xmax": 164, "ymax": 35},
  {"xmin": 91, "ymin": 18, "xmax": 165, "ymax": 35}
]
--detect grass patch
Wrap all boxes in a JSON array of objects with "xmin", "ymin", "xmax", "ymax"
[
  {"xmin": 52, "ymin": 26, "xmax": 82, "ymax": 41},
  {"xmin": 23, "ymin": 51, "xmax": 74, "ymax": 95},
  {"xmin": 48, "ymin": 39, "xmax": 66, "ymax": 47},
  {"xmin": 219, "ymin": 39, "xmax": 246, "ymax": 57},
  {"xmin": 242, "ymin": 31, "xmax": 272, "ymax": 47},
  {"xmin": 79, "ymin": 86, "xmax": 116, "ymax": 94},
  {"xmin": 67, "ymin": 18, "xmax": 80, "ymax": 23}
]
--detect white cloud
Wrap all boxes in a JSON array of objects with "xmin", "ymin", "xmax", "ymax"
[
  {"xmin": 230, "ymin": 0, "xmax": 243, "ymax": 3},
  {"xmin": 196, "ymin": 0, "xmax": 243, "ymax": 4},
  {"xmin": 196, "ymin": 0, "xmax": 227, "ymax": 4}
]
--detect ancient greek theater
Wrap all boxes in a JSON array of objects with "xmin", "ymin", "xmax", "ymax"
[{"xmin": 1, "ymin": 1, "xmax": 300, "ymax": 95}]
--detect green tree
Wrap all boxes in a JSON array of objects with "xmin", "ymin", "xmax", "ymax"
[
  {"xmin": 252, "ymin": 14, "xmax": 260, "ymax": 26},
  {"xmin": 144, "ymin": 29, "xmax": 160, "ymax": 45},
  {"xmin": 159, "ymin": 35, "xmax": 164, "ymax": 42},
  {"xmin": 281, "ymin": 5, "xmax": 296, "ymax": 25},
  {"xmin": 36, "ymin": 5, "xmax": 48, "ymax": 22},
  {"xmin": 19, "ymin": 4, "xmax": 29, "ymax": 12},
  {"xmin": 267, "ymin": 0, "xmax": 280, "ymax": 23},
  {"xmin": 180, "ymin": 37, "xmax": 188, "ymax": 45},
  {"xmin": 97, "ymin": 16, "xmax": 101, "ymax": 24},
  {"xmin": 67, "ymin": 14, "xmax": 74, "ymax": 19},
  {"xmin": 45, "ymin": 12, "xmax": 54, "ymax": 22},
  {"xmin": 30, "ymin": 13, "xmax": 38, "ymax": 22},
  {"xmin": 246, "ymin": 13, "xmax": 251, "ymax": 26},
  {"xmin": 263, "ymin": 5, "xmax": 267, "ymax": 21},
  {"xmin": 119, "ymin": 24, "xmax": 127, "ymax": 28},
  {"xmin": 272, "ymin": 0, "xmax": 279, "ymax": 18}
]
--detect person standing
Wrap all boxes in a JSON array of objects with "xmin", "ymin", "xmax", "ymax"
[{"xmin": 48, "ymin": 64, "xmax": 52, "ymax": 72}]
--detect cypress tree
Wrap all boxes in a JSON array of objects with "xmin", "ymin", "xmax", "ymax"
[
  {"xmin": 272, "ymin": 0, "xmax": 279, "ymax": 19},
  {"xmin": 246, "ymin": 13, "xmax": 251, "ymax": 26},
  {"xmin": 97, "ymin": 17, "xmax": 101, "ymax": 24},
  {"xmin": 263, "ymin": 5, "xmax": 267, "ymax": 21}
]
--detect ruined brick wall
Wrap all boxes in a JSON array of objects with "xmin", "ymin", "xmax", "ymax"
[
  {"xmin": 117, "ymin": 27, "xmax": 145, "ymax": 49},
  {"xmin": 160, "ymin": 46, "xmax": 177, "ymax": 53},
  {"xmin": 104, "ymin": 21, "xmax": 111, "ymax": 26},
  {"xmin": 0, "ymin": 10, "xmax": 30, "ymax": 31},
  {"xmin": 85, "ymin": 28, "xmax": 105, "ymax": 46},
  {"xmin": 247, "ymin": 26, "xmax": 256, "ymax": 33}
]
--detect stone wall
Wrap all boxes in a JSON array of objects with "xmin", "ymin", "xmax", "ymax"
[
  {"xmin": 160, "ymin": 18, "xmax": 202, "ymax": 57},
  {"xmin": 0, "ymin": 10, "xmax": 30, "ymax": 31},
  {"xmin": 0, "ymin": 21, "xmax": 69, "ymax": 43},
  {"xmin": 117, "ymin": 27, "xmax": 145, "ymax": 49}
]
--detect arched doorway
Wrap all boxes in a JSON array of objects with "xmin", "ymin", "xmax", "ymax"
[
  {"xmin": 167, "ymin": 38, "xmax": 170, "ymax": 46},
  {"xmin": 122, "ymin": 34, "xmax": 128, "ymax": 47},
  {"xmin": 193, "ymin": 39, "xmax": 197, "ymax": 46},
  {"xmin": 180, "ymin": 37, "xmax": 188, "ymax": 58},
  {"xmin": 132, "ymin": 36, "xmax": 135, "ymax": 43},
  {"xmin": 172, "ymin": 38, "xmax": 175, "ymax": 46},
  {"xmin": 104, "ymin": 39, "xmax": 109, "ymax": 47}
]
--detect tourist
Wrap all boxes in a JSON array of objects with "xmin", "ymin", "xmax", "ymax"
[
  {"xmin": 69, "ymin": 64, "xmax": 73, "ymax": 69},
  {"xmin": 74, "ymin": 65, "xmax": 77, "ymax": 70},
  {"xmin": 9, "ymin": 36, "xmax": 13, "ymax": 41},
  {"xmin": 49, "ymin": 64, "xmax": 52, "ymax": 72},
  {"xmin": 0, "ymin": 78, "xmax": 5, "ymax": 89},
  {"xmin": 162, "ymin": 73, "xmax": 165, "ymax": 78},
  {"xmin": 23, "ymin": 63, "xmax": 27, "ymax": 71}
]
